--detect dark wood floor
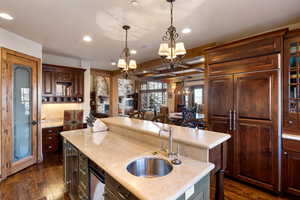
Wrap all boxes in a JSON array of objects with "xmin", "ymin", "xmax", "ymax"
[{"xmin": 0, "ymin": 154, "xmax": 296, "ymax": 200}]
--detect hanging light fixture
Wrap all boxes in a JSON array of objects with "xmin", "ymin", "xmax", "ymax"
[
  {"xmin": 158, "ymin": 0, "xmax": 186, "ymax": 69},
  {"xmin": 118, "ymin": 25, "xmax": 137, "ymax": 78}
]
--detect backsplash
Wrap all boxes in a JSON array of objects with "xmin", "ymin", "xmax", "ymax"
[{"xmin": 41, "ymin": 103, "xmax": 84, "ymax": 122}]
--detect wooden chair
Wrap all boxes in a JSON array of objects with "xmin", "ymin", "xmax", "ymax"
[
  {"xmin": 181, "ymin": 107, "xmax": 197, "ymax": 128},
  {"xmin": 129, "ymin": 111, "xmax": 145, "ymax": 120},
  {"xmin": 63, "ymin": 110, "xmax": 84, "ymax": 131},
  {"xmin": 152, "ymin": 115, "xmax": 172, "ymax": 124}
]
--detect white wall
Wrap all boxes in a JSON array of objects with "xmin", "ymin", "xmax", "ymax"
[
  {"xmin": 0, "ymin": 27, "xmax": 42, "ymax": 58},
  {"xmin": 43, "ymin": 53, "xmax": 81, "ymax": 67}
]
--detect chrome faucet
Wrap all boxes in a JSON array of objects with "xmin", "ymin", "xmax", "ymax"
[{"xmin": 158, "ymin": 125, "xmax": 175, "ymax": 159}]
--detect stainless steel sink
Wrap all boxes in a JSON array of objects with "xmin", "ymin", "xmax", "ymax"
[{"xmin": 126, "ymin": 157, "xmax": 173, "ymax": 178}]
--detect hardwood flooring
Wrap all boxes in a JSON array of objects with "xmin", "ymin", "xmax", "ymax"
[
  {"xmin": 0, "ymin": 154, "xmax": 297, "ymax": 200},
  {"xmin": 0, "ymin": 154, "xmax": 69, "ymax": 200}
]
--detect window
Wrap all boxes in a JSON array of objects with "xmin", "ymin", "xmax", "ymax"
[
  {"xmin": 193, "ymin": 87, "xmax": 203, "ymax": 105},
  {"xmin": 140, "ymin": 81, "xmax": 168, "ymax": 110}
]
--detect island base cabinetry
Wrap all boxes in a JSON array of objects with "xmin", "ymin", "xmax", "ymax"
[{"xmin": 105, "ymin": 175, "xmax": 210, "ymax": 200}]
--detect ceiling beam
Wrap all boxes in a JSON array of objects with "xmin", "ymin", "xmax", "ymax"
[
  {"xmin": 137, "ymin": 63, "xmax": 205, "ymax": 78},
  {"xmin": 136, "ymin": 42, "xmax": 216, "ymax": 72},
  {"xmin": 145, "ymin": 71, "xmax": 203, "ymax": 81},
  {"xmin": 112, "ymin": 42, "xmax": 216, "ymax": 76}
]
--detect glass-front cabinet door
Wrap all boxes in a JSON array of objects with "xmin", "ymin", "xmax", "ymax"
[
  {"xmin": 3, "ymin": 50, "xmax": 38, "ymax": 176},
  {"xmin": 284, "ymin": 36, "xmax": 300, "ymax": 131}
]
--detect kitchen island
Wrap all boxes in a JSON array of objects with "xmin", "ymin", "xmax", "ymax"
[
  {"xmin": 61, "ymin": 117, "xmax": 230, "ymax": 200},
  {"xmin": 101, "ymin": 117, "xmax": 231, "ymax": 200}
]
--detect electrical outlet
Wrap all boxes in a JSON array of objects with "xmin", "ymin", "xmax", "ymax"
[{"xmin": 185, "ymin": 185, "xmax": 194, "ymax": 200}]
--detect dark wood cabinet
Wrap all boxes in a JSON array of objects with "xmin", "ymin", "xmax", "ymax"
[
  {"xmin": 234, "ymin": 71, "xmax": 279, "ymax": 191},
  {"xmin": 42, "ymin": 67, "xmax": 55, "ymax": 95},
  {"xmin": 283, "ymin": 29, "xmax": 300, "ymax": 134},
  {"xmin": 206, "ymin": 30, "xmax": 284, "ymax": 193},
  {"xmin": 282, "ymin": 139, "xmax": 300, "ymax": 197},
  {"xmin": 42, "ymin": 127, "xmax": 63, "ymax": 154},
  {"xmin": 42, "ymin": 64, "xmax": 85, "ymax": 103},
  {"xmin": 208, "ymin": 75, "xmax": 234, "ymax": 175}
]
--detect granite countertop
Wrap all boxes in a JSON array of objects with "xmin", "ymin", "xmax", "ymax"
[
  {"xmin": 61, "ymin": 129, "xmax": 214, "ymax": 200},
  {"xmin": 41, "ymin": 120, "xmax": 64, "ymax": 128},
  {"xmin": 282, "ymin": 133, "xmax": 300, "ymax": 141},
  {"xmin": 101, "ymin": 117, "xmax": 231, "ymax": 149}
]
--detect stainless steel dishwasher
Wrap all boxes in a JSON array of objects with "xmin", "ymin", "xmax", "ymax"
[{"xmin": 89, "ymin": 160, "xmax": 105, "ymax": 200}]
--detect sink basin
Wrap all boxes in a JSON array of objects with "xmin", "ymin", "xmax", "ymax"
[{"xmin": 126, "ymin": 157, "xmax": 173, "ymax": 178}]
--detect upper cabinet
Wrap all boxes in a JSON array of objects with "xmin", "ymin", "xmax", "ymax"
[
  {"xmin": 42, "ymin": 64, "xmax": 86, "ymax": 103},
  {"xmin": 206, "ymin": 30, "xmax": 284, "ymax": 65},
  {"xmin": 284, "ymin": 30, "xmax": 300, "ymax": 133}
]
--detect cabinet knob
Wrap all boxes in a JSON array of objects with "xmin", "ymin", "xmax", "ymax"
[
  {"xmin": 288, "ymin": 120, "xmax": 293, "ymax": 124},
  {"xmin": 284, "ymin": 152, "xmax": 288, "ymax": 155},
  {"xmin": 49, "ymin": 145, "xmax": 52, "ymax": 149},
  {"xmin": 48, "ymin": 136, "xmax": 52, "ymax": 140}
]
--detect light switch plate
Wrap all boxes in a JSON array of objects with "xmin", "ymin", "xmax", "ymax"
[{"xmin": 185, "ymin": 185, "xmax": 194, "ymax": 200}]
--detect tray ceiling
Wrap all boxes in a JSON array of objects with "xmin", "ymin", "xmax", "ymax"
[{"xmin": 1, "ymin": 0, "xmax": 300, "ymax": 70}]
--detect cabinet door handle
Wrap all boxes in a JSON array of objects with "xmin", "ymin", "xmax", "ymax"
[
  {"xmin": 288, "ymin": 120, "xmax": 293, "ymax": 124},
  {"xmin": 229, "ymin": 110, "xmax": 233, "ymax": 131},
  {"xmin": 233, "ymin": 110, "xmax": 237, "ymax": 131}
]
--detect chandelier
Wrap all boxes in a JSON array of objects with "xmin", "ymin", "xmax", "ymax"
[
  {"xmin": 158, "ymin": 0, "xmax": 186, "ymax": 69},
  {"xmin": 118, "ymin": 25, "xmax": 137, "ymax": 78}
]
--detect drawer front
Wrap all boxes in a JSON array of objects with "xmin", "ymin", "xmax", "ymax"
[
  {"xmin": 45, "ymin": 133, "xmax": 59, "ymax": 145},
  {"xmin": 206, "ymin": 36, "xmax": 282, "ymax": 65},
  {"xmin": 208, "ymin": 54, "xmax": 279, "ymax": 76},
  {"xmin": 44, "ymin": 143, "xmax": 58, "ymax": 153},
  {"xmin": 283, "ymin": 139, "xmax": 300, "ymax": 153},
  {"xmin": 284, "ymin": 114, "xmax": 298, "ymax": 131},
  {"xmin": 42, "ymin": 127, "xmax": 62, "ymax": 134}
]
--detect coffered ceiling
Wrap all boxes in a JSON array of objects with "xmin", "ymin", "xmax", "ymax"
[{"xmin": 1, "ymin": 0, "xmax": 300, "ymax": 70}]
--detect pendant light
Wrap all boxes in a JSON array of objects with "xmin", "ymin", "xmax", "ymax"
[
  {"xmin": 158, "ymin": 0, "xmax": 186, "ymax": 69},
  {"xmin": 118, "ymin": 25, "xmax": 137, "ymax": 78}
]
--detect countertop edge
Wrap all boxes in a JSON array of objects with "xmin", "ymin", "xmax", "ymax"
[
  {"xmin": 102, "ymin": 118, "xmax": 231, "ymax": 149},
  {"xmin": 282, "ymin": 133, "xmax": 300, "ymax": 141}
]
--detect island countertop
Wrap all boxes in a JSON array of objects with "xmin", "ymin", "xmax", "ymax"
[
  {"xmin": 101, "ymin": 117, "xmax": 231, "ymax": 149},
  {"xmin": 61, "ymin": 129, "xmax": 214, "ymax": 200}
]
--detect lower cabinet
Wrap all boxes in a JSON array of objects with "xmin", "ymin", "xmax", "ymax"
[
  {"xmin": 64, "ymin": 140, "xmax": 79, "ymax": 200},
  {"xmin": 282, "ymin": 138, "xmax": 300, "ymax": 197},
  {"xmin": 78, "ymin": 152, "xmax": 89, "ymax": 200},
  {"xmin": 42, "ymin": 127, "xmax": 63, "ymax": 154},
  {"xmin": 105, "ymin": 175, "xmax": 139, "ymax": 200},
  {"xmin": 105, "ymin": 174, "xmax": 210, "ymax": 200}
]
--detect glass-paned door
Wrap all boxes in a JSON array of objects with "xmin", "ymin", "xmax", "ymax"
[
  {"xmin": 284, "ymin": 37, "xmax": 300, "ymax": 130},
  {"xmin": 4, "ymin": 50, "xmax": 38, "ymax": 177},
  {"xmin": 13, "ymin": 65, "xmax": 33, "ymax": 162}
]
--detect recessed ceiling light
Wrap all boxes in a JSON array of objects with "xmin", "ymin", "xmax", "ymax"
[
  {"xmin": 182, "ymin": 28, "xmax": 192, "ymax": 34},
  {"xmin": 111, "ymin": 62, "xmax": 116, "ymax": 66},
  {"xmin": 130, "ymin": 49, "xmax": 137, "ymax": 55},
  {"xmin": 129, "ymin": 0, "xmax": 139, "ymax": 6},
  {"xmin": 0, "ymin": 13, "xmax": 14, "ymax": 20},
  {"xmin": 83, "ymin": 35, "xmax": 92, "ymax": 42}
]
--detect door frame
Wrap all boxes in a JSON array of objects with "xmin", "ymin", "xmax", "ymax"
[{"xmin": 1, "ymin": 48, "xmax": 41, "ymax": 179}]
